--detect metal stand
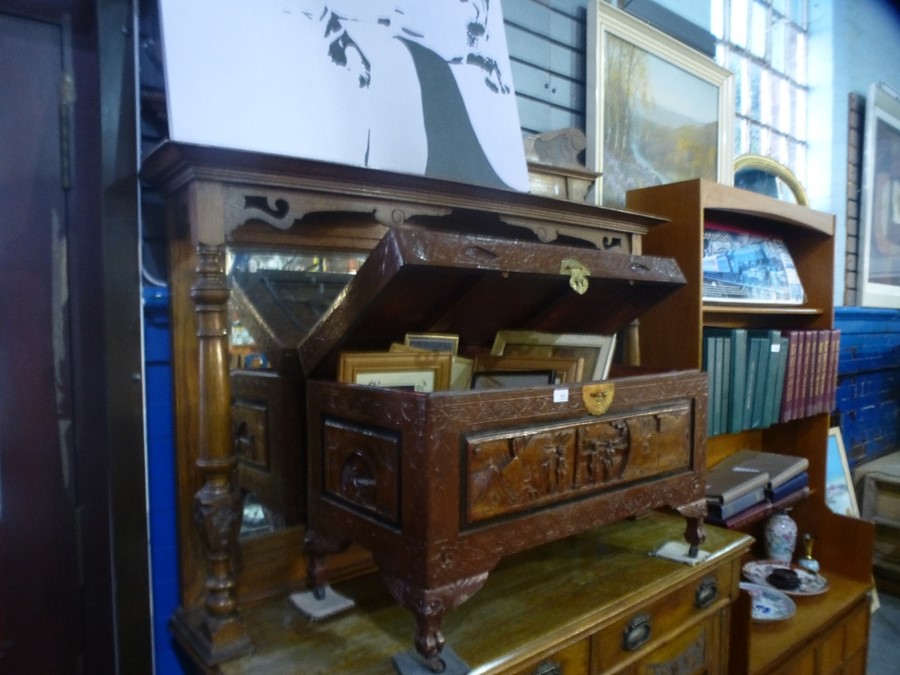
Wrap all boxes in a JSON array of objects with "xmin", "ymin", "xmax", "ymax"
[
  {"xmin": 393, "ymin": 646, "xmax": 470, "ymax": 675},
  {"xmin": 290, "ymin": 585, "xmax": 356, "ymax": 620}
]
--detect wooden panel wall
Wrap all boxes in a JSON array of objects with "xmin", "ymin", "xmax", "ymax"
[{"xmin": 504, "ymin": 0, "xmax": 588, "ymax": 134}]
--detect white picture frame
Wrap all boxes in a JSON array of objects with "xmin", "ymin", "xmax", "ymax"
[
  {"xmin": 586, "ymin": 1, "xmax": 734, "ymax": 207},
  {"xmin": 858, "ymin": 81, "xmax": 900, "ymax": 308},
  {"xmin": 490, "ymin": 331, "xmax": 616, "ymax": 381},
  {"xmin": 826, "ymin": 427, "xmax": 859, "ymax": 517}
]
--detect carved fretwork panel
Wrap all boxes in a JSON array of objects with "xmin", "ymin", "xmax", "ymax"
[
  {"xmin": 227, "ymin": 188, "xmax": 453, "ymax": 236},
  {"xmin": 465, "ymin": 401, "xmax": 693, "ymax": 524},
  {"xmin": 322, "ymin": 417, "xmax": 401, "ymax": 526}
]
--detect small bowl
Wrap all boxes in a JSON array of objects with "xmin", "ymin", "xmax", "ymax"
[{"xmin": 766, "ymin": 567, "xmax": 801, "ymax": 591}]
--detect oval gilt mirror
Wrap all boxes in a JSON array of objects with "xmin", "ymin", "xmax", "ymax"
[{"xmin": 734, "ymin": 154, "xmax": 809, "ymax": 206}]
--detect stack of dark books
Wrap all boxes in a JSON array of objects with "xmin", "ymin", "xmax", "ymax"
[{"xmin": 705, "ymin": 449, "xmax": 810, "ymax": 528}]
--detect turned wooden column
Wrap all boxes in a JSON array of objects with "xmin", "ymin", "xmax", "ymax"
[{"xmin": 187, "ymin": 244, "xmax": 252, "ymax": 661}]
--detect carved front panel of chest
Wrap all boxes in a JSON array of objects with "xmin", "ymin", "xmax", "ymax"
[{"xmin": 465, "ymin": 401, "xmax": 694, "ymax": 524}]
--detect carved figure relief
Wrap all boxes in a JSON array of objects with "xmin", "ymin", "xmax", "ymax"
[
  {"xmin": 576, "ymin": 420, "xmax": 630, "ymax": 487},
  {"xmin": 466, "ymin": 403, "xmax": 693, "ymax": 523}
]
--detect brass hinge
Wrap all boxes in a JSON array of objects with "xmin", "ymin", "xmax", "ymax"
[{"xmin": 560, "ymin": 258, "xmax": 590, "ymax": 294}]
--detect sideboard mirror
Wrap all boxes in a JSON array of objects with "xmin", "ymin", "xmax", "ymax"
[{"xmin": 227, "ymin": 247, "xmax": 368, "ymax": 539}]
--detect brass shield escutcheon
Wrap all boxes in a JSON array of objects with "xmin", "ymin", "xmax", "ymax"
[{"xmin": 583, "ymin": 382, "xmax": 615, "ymax": 416}]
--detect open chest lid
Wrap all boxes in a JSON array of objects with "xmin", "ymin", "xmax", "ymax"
[{"xmin": 298, "ymin": 228, "xmax": 685, "ymax": 380}]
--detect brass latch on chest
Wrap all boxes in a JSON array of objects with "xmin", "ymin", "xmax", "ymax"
[
  {"xmin": 583, "ymin": 382, "xmax": 615, "ymax": 416},
  {"xmin": 560, "ymin": 258, "xmax": 590, "ymax": 294}
]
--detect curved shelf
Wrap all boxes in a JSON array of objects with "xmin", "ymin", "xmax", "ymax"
[{"xmin": 704, "ymin": 304, "xmax": 826, "ymax": 317}]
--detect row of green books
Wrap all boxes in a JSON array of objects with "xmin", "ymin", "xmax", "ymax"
[{"xmin": 703, "ymin": 327, "xmax": 841, "ymax": 437}]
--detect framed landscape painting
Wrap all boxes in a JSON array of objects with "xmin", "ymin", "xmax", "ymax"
[{"xmin": 586, "ymin": 1, "xmax": 734, "ymax": 207}]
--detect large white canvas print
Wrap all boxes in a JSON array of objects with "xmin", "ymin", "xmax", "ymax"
[{"xmin": 158, "ymin": 1, "xmax": 529, "ymax": 191}]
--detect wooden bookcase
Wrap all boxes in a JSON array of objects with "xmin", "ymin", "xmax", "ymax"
[{"xmin": 628, "ymin": 179, "xmax": 875, "ymax": 674}]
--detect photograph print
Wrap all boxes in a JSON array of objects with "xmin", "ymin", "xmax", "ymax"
[{"xmin": 159, "ymin": 0, "xmax": 529, "ymax": 191}]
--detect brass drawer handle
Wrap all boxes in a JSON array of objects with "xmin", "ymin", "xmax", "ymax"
[
  {"xmin": 622, "ymin": 613, "xmax": 652, "ymax": 651},
  {"xmin": 695, "ymin": 577, "xmax": 718, "ymax": 609},
  {"xmin": 533, "ymin": 660, "xmax": 562, "ymax": 675}
]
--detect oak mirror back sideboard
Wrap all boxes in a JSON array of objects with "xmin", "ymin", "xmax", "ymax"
[{"xmin": 141, "ymin": 142, "xmax": 710, "ymax": 672}]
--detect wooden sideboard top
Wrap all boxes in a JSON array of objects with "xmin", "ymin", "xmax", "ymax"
[
  {"xmin": 142, "ymin": 140, "xmax": 665, "ymax": 251},
  {"xmin": 209, "ymin": 513, "xmax": 750, "ymax": 675}
]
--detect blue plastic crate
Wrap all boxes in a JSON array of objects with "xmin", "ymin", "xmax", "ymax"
[{"xmin": 835, "ymin": 307, "xmax": 900, "ymax": 468}]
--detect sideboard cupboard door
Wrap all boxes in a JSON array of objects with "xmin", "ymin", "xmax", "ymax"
[{"xmin": 633, "ymin": 614, "xmax": 722, "ymax": 674}]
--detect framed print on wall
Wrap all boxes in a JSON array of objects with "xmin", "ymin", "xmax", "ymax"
[
  {"xmin": 825, "ymin": 427, "xmax": 859, "ymax": 517},
  {"xmin": 859, "ymin": 81, "xmax": 900, "ymax": 308},
  {"xmin": 586, "ymin": 1, "xmax": 734, "ymax": 208}
]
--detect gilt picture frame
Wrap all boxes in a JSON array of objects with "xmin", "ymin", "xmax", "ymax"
[
  {"xmin": 586, "ymin": 1, "xmax": 734, "ymax": 207},
  {"xmin": 403, "ymin": 332, "xmax": 460, "ymax": 355},
  {"xmin": 337, "ymin": 352, "xmax": 453, "ymax": 393}
]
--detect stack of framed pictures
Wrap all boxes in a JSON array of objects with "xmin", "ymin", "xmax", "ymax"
[{"xmin": 336, "ymin": 330, "xmax": 617, "ymax": 392}]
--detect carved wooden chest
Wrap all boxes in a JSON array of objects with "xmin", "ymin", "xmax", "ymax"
[{"xmin": 299, "ymin": 227, "xmax": 708, "ymax": 672}]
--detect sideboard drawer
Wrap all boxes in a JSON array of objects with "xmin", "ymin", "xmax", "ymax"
[
  {"xmin": 591, "ymin": 566, "xmax": 730, "ymax": 672},
  {"xmin": 509, "ymin": 639, "xmax": 590, "ymax": 675}
]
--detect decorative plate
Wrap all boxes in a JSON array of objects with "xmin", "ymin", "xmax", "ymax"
[
  {"xmin": 739, "ymin": 582, "xmax": 797, "ymax": 622},
  {"xmin": 742, "ymin": 560, "xmax": 829, "ymax": 596}
]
